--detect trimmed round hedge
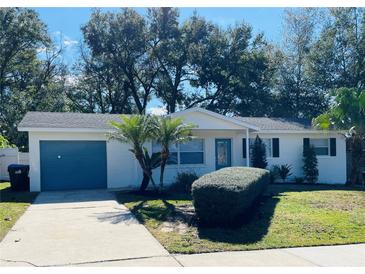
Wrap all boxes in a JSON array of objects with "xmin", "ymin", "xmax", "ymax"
[{"xmin": 191, "ymin": 167, "xmax": 269, "ymax": 227}]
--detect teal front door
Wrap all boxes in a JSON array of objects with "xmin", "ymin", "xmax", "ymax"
[{"xmin": 215, "ymin": 139, "xmax": 232, "ymax": 170}]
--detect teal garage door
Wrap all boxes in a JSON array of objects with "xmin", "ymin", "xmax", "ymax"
[{"xmin": 40, "ymin": 141, "xmax": 107, "ymax": 191}]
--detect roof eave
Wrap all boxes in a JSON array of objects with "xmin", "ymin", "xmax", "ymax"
[
  {"xmin": 18, "ymin": 127, "xmax": 114, "ymax": 133},
  {"xmin": 254, "ymin": 129, "xmax": 347, "ymax": 134}
]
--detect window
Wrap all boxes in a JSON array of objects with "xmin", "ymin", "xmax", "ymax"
[
  {"xmin": 249, "ymin": 138, "xmax": 272, "ymax": 157},
  {"xmin": 152, "ymin": 139, "xmax": 204, "ymax": 165},
  {"xmin": 310, "ymin": 138, "xmax": 329, "ymax": 156},
  {"xmin": 152, "ymin": 142, "xmax": 178, "ymax": 164},
  {"xmin": 180, "ymin": 139, "xmax": 204, "ymax": 164}
]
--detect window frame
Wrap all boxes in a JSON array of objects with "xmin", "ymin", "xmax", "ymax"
[
  {"xmin": 310, "ymin": 138, "xmax": 330, "ymax": 157},
  {"xmin": 152, "ymin": 138, "xmax": 205, "ymax": 166}
]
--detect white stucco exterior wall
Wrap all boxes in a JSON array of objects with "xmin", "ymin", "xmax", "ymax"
[{"xmin": 249, "ymin": 132, "xmax": 347, "ymax": 184}]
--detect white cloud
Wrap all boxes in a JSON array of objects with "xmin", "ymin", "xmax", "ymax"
[
  {"xmin": 147, "ymin": 106, "xmax": 167, "ymax": 116},
  {"xmin": 36, "ymin": 46, "xmax": 47, "ymax": 53},
  {"xmin": 63, "ymin": 37, "xmax": 78, "ymax": 47},
  {"xmin": 52, "ymin": 31, "xmax": 78, "ymax": 48}
]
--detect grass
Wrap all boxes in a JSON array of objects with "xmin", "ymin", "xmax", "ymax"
[
  {"xmin": 116, "ymin": 184, "xmax": 365, "ymax": 254},
  {"xmin": 0, "ymin": 182, "xmax": 38, "ymax": 241}
]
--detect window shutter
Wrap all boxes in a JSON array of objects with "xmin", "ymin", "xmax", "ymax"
[
  {"xmin": 330, "ymin": 138, "xmax": 336, "ymax": 156},
  {"xmin": 242, "ymin": 138, "xmax": 247, "ymax": 158},
  {"xmin": 272, "ymin": 138, "xmax": 279, "ymax": 157},
  {"xmin": 303, "ymin": 138, "xmax": 310, "ymax": 152}
]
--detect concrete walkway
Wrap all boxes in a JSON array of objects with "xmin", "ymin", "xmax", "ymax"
[{"xmin": 1, "ymin": 190, "xmax": 364, "ymax": 267}]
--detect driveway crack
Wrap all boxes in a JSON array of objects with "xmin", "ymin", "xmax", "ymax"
[
  {"xmin": 40, "ymin": 255, "xmax": 178, "ymax": 267},
  {"xmin": 0, "ymin": 258, "xmax": 39, "ymax": 267}
]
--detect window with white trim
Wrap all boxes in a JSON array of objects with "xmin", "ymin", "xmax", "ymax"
[
  {"xmin": 310, "ymin": 138, "xmax": 329, "ymax": 156},
  {"xmin": 249, "ymin": 138, "xmax": 272, "ymax": 157},
  {"xmin": 152, "ymin": 139, "xmax": 204, "ymax": 165}
]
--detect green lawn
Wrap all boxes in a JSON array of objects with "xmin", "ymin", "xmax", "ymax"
[
  {"xmin": 117, "ymin": 184, "xmax": 365, "ymax": 254},
  {"xmin": 0, "ymin": 182, "xmax": 38, "ymax": 240}
]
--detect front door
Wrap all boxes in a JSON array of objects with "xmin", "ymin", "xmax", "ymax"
[{"xmin": 215, "ymin": 139, "xmax": 232, "ymax": 170}]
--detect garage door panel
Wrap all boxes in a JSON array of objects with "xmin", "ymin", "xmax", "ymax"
[{"xmin": 40, "ymin": 141, "xmax": 107, "ymax": 191}]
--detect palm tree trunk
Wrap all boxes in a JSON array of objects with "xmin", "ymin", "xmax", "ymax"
[
  {"xmin": 159, "ymin": 150, "xmax": 169, "ymax": 193},
  {"xmin": 159, "ymin": 160, "xmax": 166, "ymax": 192},
  {"xmin": 135, "ymin": 152, "xmax": 157, "ymax": 191},
  {"xmin": 139, "ymin": 174, "xmax": 150, "ymax": 192}
]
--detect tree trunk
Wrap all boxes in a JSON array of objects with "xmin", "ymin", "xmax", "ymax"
[
  {"xmin": 135, "ymin": 152, "xmax": 157, "ymax": 191},
  {"xmin": 139, "ymin": 173, "xmax": 150, "ymax": 192},
  {"xmin": 159, "ymin": 150, "xmax": 169, "ymax": 193},
  {"xmin": 159, "ymin": 161, "xmax": 166, "ymax": 192}
]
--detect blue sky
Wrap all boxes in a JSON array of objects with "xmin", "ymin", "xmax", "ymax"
[{"xmin": 33, "ymin": 7, "xmax": 286, "ymax": 112}]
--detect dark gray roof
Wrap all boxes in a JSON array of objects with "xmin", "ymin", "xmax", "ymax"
[
  {"xmin": 19, "ymin": 111, "xmax": 313, "ymax": 131},
  {"xmin": 18, "ymin": 112, "xmax": 124, "ymax": 130},
  {"xmin": 234, "ymin": 117, "xmax": 312, "ymax": 131}
]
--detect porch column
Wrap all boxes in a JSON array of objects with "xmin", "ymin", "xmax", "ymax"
[{"xmin": 246, "ymin": 129, "xmax": 250, "ymax": 167}]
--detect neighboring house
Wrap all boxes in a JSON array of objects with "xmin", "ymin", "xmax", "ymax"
[{"xmin": 18, "ymin": 107, "xmax": 347, "ymax": 192}]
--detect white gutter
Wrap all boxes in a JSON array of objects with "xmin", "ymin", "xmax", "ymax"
[
  {"xmin": 18, "ymin": 127, "xmax": 115, "ymax": 133},
  {"xmin": 255, "ymin": 130, "xmax": 347, "ymax": 134}
]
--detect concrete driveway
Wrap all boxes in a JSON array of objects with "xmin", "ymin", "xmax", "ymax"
[{"xmin": 0, "ymin": 190, "xmax": 179, "ymax": 267}]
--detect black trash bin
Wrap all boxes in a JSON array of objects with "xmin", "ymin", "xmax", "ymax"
[{"xmin": 7, "ymin": 164, "xmax": 30, "ymax": 191}]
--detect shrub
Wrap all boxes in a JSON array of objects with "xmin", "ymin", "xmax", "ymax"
[
  {"xmin": 251, "ymin": 135, "xmax": 268, "ymax": 169},
  {"xmin": 269, "ymin": 165, "xmax": 280, "ymax": 183},
  {"xmin": 303, "ymin": 145, "xmax": 319, "ymax": 183},
  {"xmin": 277, "ymin": 164, "xmax": 292, "ymax": 182},
  {"xmin": 294, "ymin": 177, "xmax": 304, "ymax": 184},
  {"xmin": 169, "ymin": 171, "xmax": 199, "ymax": 194},
  {"xmin": 191, "ymin": 167, "xmax": 270, "ymax": 227}
]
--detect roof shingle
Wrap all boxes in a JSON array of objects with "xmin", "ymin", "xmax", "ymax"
[
  {"xmin": 18, "ymin": 112, "xmax": 124, "ymax": 130},
  {"xmin": 234, "ymin": 116, "xmax": 312, "ymax": 131}
]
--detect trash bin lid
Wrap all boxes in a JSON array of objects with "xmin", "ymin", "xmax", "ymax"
[{"xmin": 8, "ymin": 164, "xmax": 30, "ymax": 172}]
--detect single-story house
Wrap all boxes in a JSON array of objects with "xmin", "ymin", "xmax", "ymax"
[{"xmin": 18, "ymin": 107, "xmax": 347, "ymax": 192}]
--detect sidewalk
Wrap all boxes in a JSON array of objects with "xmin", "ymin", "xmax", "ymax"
[
  {"xmin": 4, "ymin": 243, "xmax": 361, "ymax": 267},
  {"xmin": 173, "ymin": 244, "xmax": 365, "ymax": 267}
]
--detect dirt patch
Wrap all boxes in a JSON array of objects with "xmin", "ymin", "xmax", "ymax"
[
  {"xmin": 160, "ymin": 221, "xmax": 190, "ymax": 234},
  {"xmin": 159, "ymin": 204, "xmax": 197, "ymax": 234}
]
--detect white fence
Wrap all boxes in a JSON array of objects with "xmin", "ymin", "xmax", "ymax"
[{"xmin": 0, "ymin": 148, "xmax": 29, "ymax": 181}]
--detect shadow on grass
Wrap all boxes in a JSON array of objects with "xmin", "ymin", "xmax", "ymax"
[
  {"xmin": 0, "ymin": 184, "xmax": 37, "ymax": 203},
  {"xmin": 197, "ymin": 195, "xmax": 280, "ymax": 244}
]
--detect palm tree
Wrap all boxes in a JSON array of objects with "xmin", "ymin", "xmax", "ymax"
[
  {"xmin": 152, "ymin": 117, "xmax": 195, "ymax": 192},
  {"xmin": 108, "ymin": 115, "xmax": 159, "ymax": 192},
  {"xmin": 313, "ymin": 87, "xmax": 365, "ymax": 185}
]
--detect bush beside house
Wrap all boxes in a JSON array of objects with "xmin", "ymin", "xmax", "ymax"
[
  {"xmin": 251, "ymin": 135, "xmax": 268, "ymax": 169},
  {"xmin": 191, "ymin": 167, "xmax": 269, "ymax": 227},
  {"xmin": 169, "ymin": 171, "xmax": 199, "ymax": 194},
  {"xmin": 303, "ymin": 143, "xmax": 319, "ymax": 183}
]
